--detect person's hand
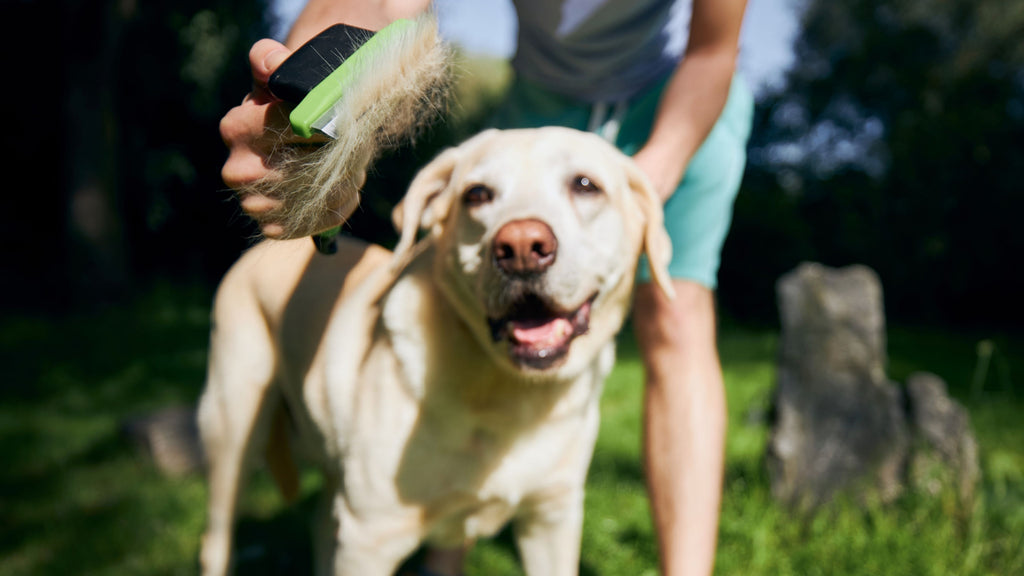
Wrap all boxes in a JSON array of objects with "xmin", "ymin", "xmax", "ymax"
[
  {"xmin": 220, "ymin": 39, "xmax": 323, "ymax": 237},
  {"xmin": 631, "ymin": 144, "xmax": 689, "ymax": 204}
]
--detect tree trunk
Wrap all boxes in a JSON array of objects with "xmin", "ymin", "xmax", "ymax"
[{"xmin": 62, "ymin": 0, "xmax": 135, "ymax": 306}]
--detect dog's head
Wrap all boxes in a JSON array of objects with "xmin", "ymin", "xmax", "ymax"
[{"xmin": 392, "ymin": 127, "xmax": 674, "ymax": 380}]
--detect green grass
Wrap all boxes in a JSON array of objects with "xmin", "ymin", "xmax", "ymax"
[{"xmin": 2, "ymin": 285, "xmax": 1022, "ymax": 575}]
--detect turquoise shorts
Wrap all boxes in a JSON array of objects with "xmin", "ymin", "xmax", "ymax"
[{"xmin": 487, "ymin": 72, "xmax": 754, "ymax": 289}]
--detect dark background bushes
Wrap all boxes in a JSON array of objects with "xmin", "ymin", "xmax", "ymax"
[{"xmin": 5, "ymin": 0, "xmax": 1022, "ymax": 333}]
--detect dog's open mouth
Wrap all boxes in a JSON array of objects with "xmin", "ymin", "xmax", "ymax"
[{"xmin": 488, "ymin": 293, "xmax": 596, "ymax": 370}]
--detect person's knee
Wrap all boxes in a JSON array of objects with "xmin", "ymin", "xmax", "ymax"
[{"xmin": 634, "ymin": 280, "xmax": 716, "ymax": 356}]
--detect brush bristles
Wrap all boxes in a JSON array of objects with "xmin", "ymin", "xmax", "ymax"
[{"xmin": 244, "ymin": 14, "xmax": 453, "ymax": 239}]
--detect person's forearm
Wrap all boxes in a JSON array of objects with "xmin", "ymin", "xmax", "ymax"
[
  {"xmin": 633, "ymin": 0, "xmax": 746, "ymax": 201},
  {"xmin": 286, "ymin": 0, "xmax": 432, "ymax": 48},
  {"xmin": 635, "ymin": 50, "xmax": 736, "ymax": 199}
]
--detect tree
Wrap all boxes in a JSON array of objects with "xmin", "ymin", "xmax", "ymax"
[
  {"xmin": 4, "ymin": 0, "xmax": 269, "ymax": 312},
  {"xmin": 721, "ymin": 0, "xmax": 1024, "ymax": 328}
]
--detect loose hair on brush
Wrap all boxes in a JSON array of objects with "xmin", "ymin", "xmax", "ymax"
[{"xmin": 242, "ymin": 14, "xmax": 453, "ymax": 240}]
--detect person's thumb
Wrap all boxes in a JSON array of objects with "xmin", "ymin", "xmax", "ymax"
[{"xmin": 249, "ymin": 39, "xmax": 291, "ymax": 86}]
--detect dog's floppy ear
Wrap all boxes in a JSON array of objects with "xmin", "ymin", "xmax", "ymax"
[
  {"xmin": 390, "ymin": 145, "xmax": 462, "ymax": 271},
  {"xmin": 625, "ymin": 160, "xmax": 676, "ymax": 300},
  {"xmin": 390, "ymin": 129, "xmax": 501, "ymax": 271}
]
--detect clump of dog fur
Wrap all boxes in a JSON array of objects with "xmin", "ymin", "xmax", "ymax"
[{"xmin": 242, "ymin": 14, "xmax": 453, "ymax": 239}]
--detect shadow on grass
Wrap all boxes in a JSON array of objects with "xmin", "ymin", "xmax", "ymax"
[
  {"xmin": 230, "ymin": 493, "xmax": 318, "ymax": 576},
  {"xmin": 227, "ymin": 493, "xmax": 611, "ymax": 576}
]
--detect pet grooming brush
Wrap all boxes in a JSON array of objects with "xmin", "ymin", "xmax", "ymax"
[
  {"xmin": 269, "ymin": 20, "xmax": 412, "ymax": 140},
  {"xmin": 249, "ymin": 14, "xmax": 452, "ymax": 253}
]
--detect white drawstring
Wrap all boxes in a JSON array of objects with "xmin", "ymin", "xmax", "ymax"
[
  {"xmin": 588, "ymin": 100, "xmax": 629, "ymax": 144},
  {"xmin": 587, "ymin": 101, "xmax": 609, "ymax": 134}
]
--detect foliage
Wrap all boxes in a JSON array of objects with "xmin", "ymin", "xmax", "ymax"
[
  {"xmin": 720, "ymin": 0, "xmax": 1024, "ymax": 329},
  {"xmin": 6, "ymin": 0, "xmax": 271, "ymax": 312},
  {"xmin": 113, "ymin": 0, "xmax": 272, "ymax": 282},
  {"xmin": 2, "ymin": 287, "xmax": 1022, "ymax": 575}
]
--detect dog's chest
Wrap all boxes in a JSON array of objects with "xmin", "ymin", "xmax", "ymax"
[
  {"xmin": 415, "ymin": 377, "xmax": 602, "ymax": 538},
  {"xmin": 427, "ymin": 492, "xmax": 517, "ymax": 544},
  {"xmin": 341, "ymin": 256, "xmax": 605, "ymax": 544},
  {"xmin": 414, "ymin": 416, "xmax": 586, "ymax": 544}
]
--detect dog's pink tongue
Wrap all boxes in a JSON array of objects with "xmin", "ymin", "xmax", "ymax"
[{"xmin": 511, "ymin": 318, "xmax": 572, "ymax": 346}]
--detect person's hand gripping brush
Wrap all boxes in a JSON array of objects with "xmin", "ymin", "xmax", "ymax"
[{"xmin": 224, "ymin": 16, "xmax": 452, "ymax": 254}]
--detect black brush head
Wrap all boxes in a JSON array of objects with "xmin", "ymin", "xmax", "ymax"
[{"xmin": 268, "ymin": 23, "xmax": 376, "ymax": 105}]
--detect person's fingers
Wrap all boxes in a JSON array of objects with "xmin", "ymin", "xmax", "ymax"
[
  {"xmin": 218, "ymin": 100, "xmax": 257, "ymax": 150},
  {"xmin": 219, "ymin": 37, "xmax": 343, "ymax": 236},
  {"xmin": 249, "ymin": 39, "xmax": 291, "ymax": 87},
  {"xmin": 238, "ymin": 188, "xmax": 287, "ymax": 238},
  {"xmin": 260, "ymin": 222, "xmax": 286, "ymax": 238},
  {"xmin": 219, "ymin": 96, "xmax": 295, "ymax": 189},
  {"xmin": 236, "ymin": 168, "xmax": 366, "ymax": 240},
  {"xmin": 222, "ymin": 146, "xmax": 278, "ymax": 191},
  {"xmin": 239, "ymin": 191, "xmax": 283, "ymax": 216}
]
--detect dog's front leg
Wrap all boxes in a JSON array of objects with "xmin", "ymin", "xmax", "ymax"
[
  {"xmin": 197, "ymin": 293, "xmax": 281, "ymax": 576},
  {"xmin": 331, "ymin": 503, "xmax": 423, "ymax": 576},
  {"xmin": 514, "ymin": 489, "xmax": 585, "ymax": 576}
]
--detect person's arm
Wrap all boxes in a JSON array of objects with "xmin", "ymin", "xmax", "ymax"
[
  {"xmin": 631, "ymin": 0, "xmax": 747, "ymax": 201},
  {"xmin": 631, "ymin": 2, "xmax": 746, "ymax": 576},
  {"xmin": 286, "ymin": 0, "xmax": 431, "ymax": 47},
  {"xmin": 219, "ymin": 0, "xmax": 431, "ymax": 237}
]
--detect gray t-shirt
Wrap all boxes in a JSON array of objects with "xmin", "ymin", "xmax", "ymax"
[{"xmin": 511, "ymin": 0, "xmax": 691, "ymax": 102}]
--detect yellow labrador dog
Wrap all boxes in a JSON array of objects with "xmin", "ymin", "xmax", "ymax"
[{"xmin": 198, "ymin": 127, "xmax": 674, "ymax": 576}]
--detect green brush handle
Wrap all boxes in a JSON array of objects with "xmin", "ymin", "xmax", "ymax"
[
  {"xmin": 290, "ymin": 19, "xmax": 415, "ymax": 138},
  {"xmin": 313, "ymin": 226, "xmax": 342, "ymax": 255},
  {"xmin": 266, "ymin": 18, "xmax": 422, "ymax": 254}
]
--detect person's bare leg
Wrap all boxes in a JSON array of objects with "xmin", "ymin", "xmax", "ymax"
[{"xmin": 633, "ymin": 279, "xmax": 727, "ymax": 576}]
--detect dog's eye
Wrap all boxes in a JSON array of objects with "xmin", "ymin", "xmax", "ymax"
[
  {"xmin": 462, "ymin": 184, "xmax": 494, "ymax": 207},
  {"xmin": 571, "ymin": 175, "xmax": 602, "ymax": 195}
]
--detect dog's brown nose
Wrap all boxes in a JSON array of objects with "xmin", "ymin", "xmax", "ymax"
[{"xmin": 493, "ymin": 219, "xmax": 557, "ymax": 275}]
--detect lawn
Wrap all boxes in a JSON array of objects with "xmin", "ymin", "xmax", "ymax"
[{"xmin": 2, "ymin": 283, "xmax": 1022, "ymax": 575}]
